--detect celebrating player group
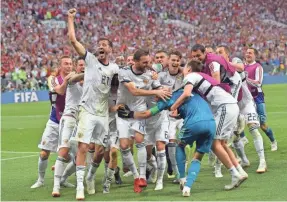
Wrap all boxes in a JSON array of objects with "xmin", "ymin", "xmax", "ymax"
[{"xmin": 30, "ymin": 8, "xmax": 278, "ymax": 200}]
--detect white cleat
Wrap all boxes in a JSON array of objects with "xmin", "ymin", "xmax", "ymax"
[
  {"xmin": 224, "ymin": 175, "xmax": 246, "ymax": 190},
  {"xmin": 179, "ymin": 178, "xmax": 186, "ymax": 191},
  {"xmin": 256, "ymin": 160, "xmax": 267, "ymax": 173},
  {"xmin": 31, "ymin": 181, "xmax": 44, "ymax": 189},
  {"xmin": 271, "ymin": 141, "xmax": 278, "ymax": 151},
  {"xmin": 85, "ymin": 177, "xmax": 95, "ymax": 195},
  {"xmin": 123, "ymin": 171, "xmax": 133, "ymax": 177},
  {"xmin": 60, "ymin": 181, "xmax": 75, "ymax": 188},
  {"xmin": 76, "ymin": 188, "xmax": 85, "ymax": 201},
  {"xmin": 154, "ymin": 181, "xmax": 163, "ymax": 191},
  {"xmin": 52, "ymin": 187, "xmax": 60, "ymax": 197},
  {"xmin": 103, "ymin": 182, "xmax": 111, "ymax": 194},
  {"xmin": 241, "ymin": 160, "xmax": 250, "ymax": 168},
  {"xmin": 150, "ymin": 169, "xmax": 158, "ymax": 184},
  {"xmin": 182, "ymin": 186, "xmax": 191, "ymax": 197},
  {"xmin": 215, "ymin": 170, "xmax": 223, "ymax": 178}
]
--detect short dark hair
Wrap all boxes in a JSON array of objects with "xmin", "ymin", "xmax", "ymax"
[
  {"xmin": 191, "ymin": 44, "xmax": 205, "ymax": 53},
  {"xmin": 186, "ymin": 60, "xmax": 204, "ymax": 72},
  {"xmin": 217, "ymin": 45, "xmax": 230, "ymax": 55},
  {"xmin": 98, "ymin": 38, "xmax": 113, "ymax": 48},
  {"xmin": 168, "ymin": 50, "xmax": 182, "ymax": 59},
  {"xmin": 247, "ymin": 47, "xmax": 259, "ymax": 57},
  {"xmin": 76, "ymin": 56, "xmax": 85, "ymax": 63},
  {"xmin": 155, "ymin": 50, "xmax": 168, "ymax": 56},
  {"xmin": 133, "ymin": 49, "xmax": 149, "ymax": 61}
]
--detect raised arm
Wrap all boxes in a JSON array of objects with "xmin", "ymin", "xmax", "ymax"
[
  {"xmin": 52, "ymin": 72, "xmax": 75, "ymax": 95},
  {"xmin": 170, "ymin": 84, "xmax": 193, "ymax": 111},
  {"xmin": 68, "ymin": 73, "xmax": 84, "ymax": 84},
  {"xmin": 67, "ymin": 8, "xmax": 86, "ymax": 57},
  {"xmin": 231, "ymin": 57, "xmax": 244, "ymax": 72}
]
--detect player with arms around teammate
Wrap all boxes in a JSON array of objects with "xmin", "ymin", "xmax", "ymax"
[
  {"xmin": 245, "ymin": 48, "xmax": 277, "ymax": 151},
  {"xmin": 117, "ymin": 49, "xmax": 171, "ymax": 193},
  {"xmin": 67, "ymin": 8, "xmax": 119, "ymax": 200},
  {"xmin": 216, "ymin": 46, "xmax": 267, "ymax": 173},
  {"xmin": 171, "ymin": 60, "xmax": 248, "ymax": 190},
  {"xmin": 52, "ymin": 57, "xmax": 85, "ymax": 197},
  {"xmin": 118, "ymin": 90, "xmax": 216, "ymax": 197},
  {"xmin": 31, "ymin": 56, "xmax": 74, "ymax": 189}
]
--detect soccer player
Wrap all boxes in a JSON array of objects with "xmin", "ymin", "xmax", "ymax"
[
  {"xmin": 52, "ymin": 57, "xmax": 85, "ymax": 197},
  {"xmin": 31, "ymin": 56, "xmax": 74, "ymax": 189},
  {"xmin": 154, "ymin": 50, "xmax": 169, "ymax": 72},
  {"xmin": 126, "ymin": 55, "xmax": 135, "ymax": 66},
  {"xmin": 245, "ymin": 48, "xmax": 277, "ymax": 151},
  {"xmin": 191, "ymin": 44, "xmax": 242, "ymax": 100},
  {"xmin": 116, "ymin": 49, "xmax": 171, "ymax": 193},
  {"xmin": 171, "ymin": 60, "xmax": 248, "ymax": 190},
  {"xmin": 117, "ymin": 90, "xmax": 216, "ymax": 197},
  {"xmin": 67, "ymin": 8, "xmax": 119, "ymax": 200},
  {"xmin": 216, "ymin": 45, "xmax": 267, "ymax": 173},
  {"xmin": 158, "ymin": 50, "xmax": 184, "ymax": 183}
]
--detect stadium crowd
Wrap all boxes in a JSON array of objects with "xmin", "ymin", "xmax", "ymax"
[{"xmin": 1, "ymin": 0, "xmax": 287, "ymax": 92}]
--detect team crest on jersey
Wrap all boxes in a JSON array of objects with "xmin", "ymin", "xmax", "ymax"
[
  {"xmin": 77, "ymin": 132, "xmax": 84, "ymax": 138},
  {"xmin": 42, "ymin": 141, "xmax": 46, "ymax": 145},
  {"xmin": 64, "ymin": 139, "xmax": 69, "ymax": 144},
  {"xmin": 143, "ymin": 79, "xmax": 149, "ymax": 84}
]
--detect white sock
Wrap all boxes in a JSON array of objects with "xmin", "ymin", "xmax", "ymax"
[
  {"xmin": 61, "ymin": 160, "xmax": 76, "ymax": 183},
  {"xmin": 54, "ymin": 157, "xmax": 68, "ymax": 188},
  {"xmin": 168, "ymin": 143, "xmax": 179, "ymax": 176},
  {"xmin": 157, "ymin": 150, "xmax": 166, "ymax": 182},
  {"xmin": 147, "ymin": 155, "xmax": 157, "ymax": 171},
  {"xmin": 106, "ymin": 168, "xmax": 115, "ymax": 183},
  {"xmin": 121, "ymin": 148, "xmax": 139, "ymax": 179},
  {"xmin": 236, "ymin": 164, "xmax": 245, "ymax": 174},
  {"xmin": 86, "ymin": 150, "xmax": 95, "ymax": 167},
  {"xmin": 250, "ymin": 127, "xmax": 265, "ymax": 160},
  {"xmin": 86, "ymin": 161, "xmax": 99, "ymax": 181},
  {"xmin": 76, "ymin": 165, "xmax": 85, "ymax": 189},
  {"xmin": 136, "ymin": 143, "xmax": 147, "ymax": 179},
  {"xmin": 229, "ymin": 166, "xmax": 240, "ymax": 178},
  {"xmin": 233, "ymin": 139, "xmax": 249, "ymax": 162},
  {"xmin": 215, "ymin": 158, "xmax": 222, "ymax": 171},
  {"xmin": 38, "ymin": 157, "xmax": 48, "ymax": 183}
]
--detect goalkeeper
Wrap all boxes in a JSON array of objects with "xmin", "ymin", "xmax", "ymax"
[{"xmin": 118, "ymin": 89, "xmax": 215, "ymax": 197}]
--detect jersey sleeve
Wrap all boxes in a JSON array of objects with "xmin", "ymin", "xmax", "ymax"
[
  {"xmin": 151, "ymin": 79, "xmax": 162, "ymax": 89},
  {"xmin": 183, "ymin": 73, "xmax": 201, "ymax": 86},
  {"xmin": 118, "ymin": 68, "xmax": 131, "ymax": 83},
  {"xmin": 254, "ymin": 66, "xmax": 263, "ymax": 86},
  {"xmin": 84, "ymin": 51, "xmax": 99, "ymax": 71},
  {"xmin": 209, "ymin": 61, "xmax": 220, "ymax": 73},
  {"xmin": 49, "ymin": 76, "xmax": 59, "ymax": 91}
]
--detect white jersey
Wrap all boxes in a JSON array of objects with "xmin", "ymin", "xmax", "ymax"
[
  {"xmin": 183, "ymin": 73, "xmax": 237, "ymax": 111},
  {"xmin": 158, "ymin": 70, "xmax": 183, "ymax": 91},
  {"xmin": 232, "ymin": 57, "xmax": 253, "ymax": 107},
  {"xmin": 62, "ymin": 83, "xmax": 83, "ymax": 118},
  {"xmin": 80, "ymin": 51, "xmax": 119, "ymax": 116},
  {"xmin": 117, "ymin": 66, "xmax": 161, "ymax": 111}
]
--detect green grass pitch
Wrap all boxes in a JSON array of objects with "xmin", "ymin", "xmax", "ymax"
[{"xmin": 1, "ymin": 84, "xmax": 287, "ymax": 201}]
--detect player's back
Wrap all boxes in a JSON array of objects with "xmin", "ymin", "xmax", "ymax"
[{"xmin": 117, "ymin": 66, "xmax": 161, "ymax": 111}]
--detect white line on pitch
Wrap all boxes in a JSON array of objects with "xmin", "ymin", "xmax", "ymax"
[
  {"xmin": 1, "ymin": 155, "xmax": 38, "ymax": 161},
  {"xmin": 1, "ymin": 151, "xmax": 39, "ymax": 154}
]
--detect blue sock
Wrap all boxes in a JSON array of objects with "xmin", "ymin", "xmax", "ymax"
[
  {"xmin": 240, "ymin": 131, "xmax": 245, "ymax": 138},
  {"xmin": 264, "ymin": 127, "xmax": 275, "ymax": 142},
  {"xmin": 186, "ymin": 159, "xmax": 201, "ymax": 188},
  {"xmin": 176, "ymin": 145, "xmax": 186, "ymax": 178}
]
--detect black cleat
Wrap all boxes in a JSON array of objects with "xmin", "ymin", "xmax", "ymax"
[{"xmin": 114, "ymin": 167, "xmax": 123, "ymax": 185}]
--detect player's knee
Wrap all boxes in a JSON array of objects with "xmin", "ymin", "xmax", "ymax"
[
  {"xmin": 95, "ymin": 145, "xmax": 105, "ymax": 156},
  {"xmin": 156, "ymin": 141, "xmax": 165, "ymax": 151},
  {"xmin": 78, "ymin": 142, "xmax": 89, "ymax": 153},
  {"xmin": 110, "ymin": 148, "xmax": 118, "ymax": 160},
  {"xmin": 40, "ymin": 150, "xmax": 50, "ymax": 160},
  {"xmin": 260, "ymin": 123, "xmax": 267, "ymax": 131},
  {"xmin": 249, "ymin": 123, "xmax": 260, "ymax": 133}
]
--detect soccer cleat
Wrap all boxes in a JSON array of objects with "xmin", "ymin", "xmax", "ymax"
[
  {"xmin": 271, "ymin": 141, "xmax": 278, "ymax": 151},
  {"xmin": 138, "ymin": 178, "xmax": 147, "ymax": 187},
  {"xmin": 76, "ymin": 188, "xmax": 85, "ymax": 200},
  {"xmin": 123, "ymin": 171, "xmax": 133, "ymax": 177},
  {"xmin": 31, "ymin": 181, "xmax": 44, "ymax": 189},
  {"xmin": 167, "ymin": 173, "xmax": 175, "ymax": 179},
  {"xmin": 85, "ymin": 177, "xmax": 95, "ymax": 195},
  {"xmin": 173, "ymin": 178, "xmax": 180, "ymax": 184},
  {"xmin": 214, "ymin": 165, "xmax": 223, "ymax": 178},
  {"xmin": 256, "ymin": 160, "xmax": 267, "ymax": 173},
  {"xmin": 51, "ymin": 165, "xmax": 55, "ymax": 171},
  {"xmin": 114, "ymin": 167, "xmax": 123, "ymax": 185},
  {"xmin": 134, "ymin": 178, "xmax": 142, "ymax": 193},
  {"xmin": 224, "ymin": 175, "xmax": 247, "ymax": 190},
  {"xmin": 179, "ymin": 178, "xmax": 186, "ymax": 191},
  {"xmin": 150, "ymin": 168, "xmax": 158, "ymax": 184},
  {"xmin": 60, "ymin": 181, "xmax": 75, "ymax": 188},
  {"xmin": 52, "ymin": 187, "xmax": 60, "ymax": 197},
  {"xmin": 103, "ymin": 182, "xmax": 111, "ymax": 194},
  {"xmin": 154, "ymin": 180, "xmax": 163, "ymax": 191},
  {"xmin": 241, "ymin": 136, "xmax": 249, "ymax": 145},
  {"xmin": 241, "ymin": 160, "xmax": 250, "ymax": 168},
  {"xmin": 182, "ymin": 186, "xmax": 191, "ymax": 197}
]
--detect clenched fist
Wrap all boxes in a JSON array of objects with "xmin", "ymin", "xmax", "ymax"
[{"xmin": 68, "ymin": 8, "xmax": 77, "ymax": 18}]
